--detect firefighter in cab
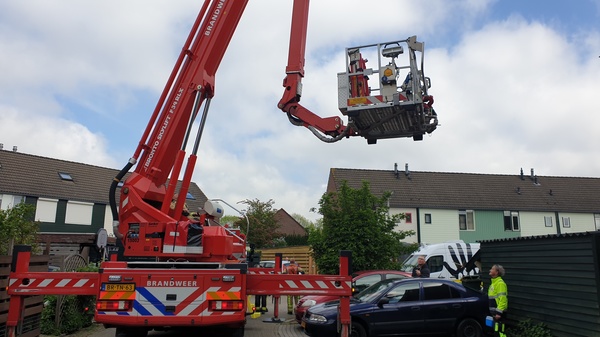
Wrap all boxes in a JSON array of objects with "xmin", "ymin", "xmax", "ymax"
[{"xmin": 283, "ymin": 258, "xmax": 304, "ymax": 314}]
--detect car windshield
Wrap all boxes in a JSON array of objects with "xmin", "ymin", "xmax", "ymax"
[
  {"xmin": 355, "ymin": 279, "xmax": 400, "ymax": 303},
  {"xmin": 401, "ymin": 254, "xmax": 418, "ymax": 272}
]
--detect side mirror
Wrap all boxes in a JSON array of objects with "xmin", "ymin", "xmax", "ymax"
[
  {"xmin": 351, "ymin": 282, "xmax": 357, "ymax": 294},
  {"xmin": 377, "ymin": 297, "xmax": 389, "ymax": 308}
]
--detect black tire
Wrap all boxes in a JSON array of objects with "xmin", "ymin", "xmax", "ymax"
[
  {"xmin": 228, "ymin": 327, "xmax": 245, "ymax": 337},
  {"xmin": 456, "ymin": 318, "xmax": 483, "ymax": 337},
  {"xmin": 350, "ymin": 322, "xmax": 367, "ymax": 337},
  {"xmin": 115, "ymin": 327, "xmax": 148, "ymax": 337}
]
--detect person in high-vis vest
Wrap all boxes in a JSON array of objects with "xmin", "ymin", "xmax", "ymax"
[
  {"xmin": 283, "ymin": 258, "xmax": 303, "ymax": 314},
  {"xmin": 488, "ymin": 264, "xmax": 508, "ymax": 337}
]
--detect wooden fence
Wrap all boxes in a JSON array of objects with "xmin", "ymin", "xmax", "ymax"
[
  {"xmin": 258, "ymin": 246, "xmax": 318, "ymax": 274},
  {"xmin": 0, "ymin": 255, "xmax": 48, "ymax": 337}
]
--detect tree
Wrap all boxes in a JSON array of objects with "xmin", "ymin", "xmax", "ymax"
[
  {"xmin": 220, "ymin": 215, "xmax": 241, "ymax": 227},
  {"xmin": 291, "ymin": 213, "xmax": 313, "ymax": 228},
  {"xmin": 309, "ymin": 181, "xmax": 414, "ymax": 274},
  {"xmin": 235, "ymin": 199, "xmax": 281, "ymax": 249},
  {"xmin": 0, "ymin": 202, "xmax": 39, "ymax": 255}
]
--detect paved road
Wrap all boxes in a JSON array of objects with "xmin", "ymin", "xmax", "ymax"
[{"xmin": 82, "ymin": 296, "xmax": 304, "ymax": 337}]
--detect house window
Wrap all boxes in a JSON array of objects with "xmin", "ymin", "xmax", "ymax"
[
  {"xmin": 186, "ymin": 192, "xmax": 196, "ymax": 200},
  {"xmin": 544, "ymin": 216, "xmax": 553, "ymax": 227},
  {"xmin": 405, "ymin": 213, "xmax": 412, "ymax": 224},
  {"xmin": 65, "ymin": 200, "xmax": 93, "ymax": 225},
  {"xmin": 12, "ymin": 195, "xmax": 24, "ymax": 207},
  {"xmin": 562, "ymin": 217, "xmax": 571, "ymax": 228},
  {"xmin": 595, "ymin": 214, "xmax": 600, "ymax": 231},
  {"xmin": 504, "ymin": 211, "xmax": 520, "ymax": 231},
  {"xmin": 424, "ymin": 213, "xmax": 432, "ymax": 224},
  {"xmin": 36, "ymin": 198, "xmax": 58, "ymax": 222},
  {"xmin": 459, "ymin": 210, "xmax": 475, "ymax": 231}
]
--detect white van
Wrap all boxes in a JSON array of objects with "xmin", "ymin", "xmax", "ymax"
[
  {"xmin": 258, "ymin": 260, "xmax": 290, "ymax": 271},
  {"xmin": 401, "ymin": 240, "xmax": 480, "ymax": 280}
]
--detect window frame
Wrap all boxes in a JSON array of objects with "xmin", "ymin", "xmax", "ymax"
[
  {"xmin": 504, "ymin": 211, "xmax": 520, "ymax": 231},
  {"xmin": 544, "ymin": 216, "xmax": 553, "ymax": 227},
  {"xmin": 58, "ymin": 172, "xmax": 73, "ymax": 181},
  {"xmin": 458, "ymin": 210, "xmax": 475, "ymax": 231},
  {"xmin": 424, "ymin": 213, "xmax": 432, "ymax": 224},
  {"xmin": 562, "ymin": 217, "xmax": 571, "ymax": 228}
]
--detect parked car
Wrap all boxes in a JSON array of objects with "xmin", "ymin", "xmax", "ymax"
[
  {"xmin": 258, "ymin": 260, "xmax": 290, "ymax": 270},
  {"xmin": 303, "ymin": 278, "xmax": 488, "ymax": 337},
  {"xmin": 294, "ymin": 270, "xmax": 410, "ymax": 324}
]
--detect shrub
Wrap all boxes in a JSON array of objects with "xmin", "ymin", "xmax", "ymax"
[
  {"xmin": 41, "ymin": 295, "xmax": 95, "ymax": 335},
  {"xmin": 41, "ymin": 264, "xmax": 98, "ymax": 335},
  {"xmin": 283, "ymin": 234, "xmax": 308, "ymax": 246},
  {"xmin": 508, "ymin": 319, "xmax": 553, "ymax": 337}
]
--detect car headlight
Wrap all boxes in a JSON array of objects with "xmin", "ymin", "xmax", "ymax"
[
  {"xmin": 308, "ymin": 314, "xmax": 328, "ymax": 323},
  {"xmin": 301, "ymin": 300, "xmax": 317, "ymax": 307}
]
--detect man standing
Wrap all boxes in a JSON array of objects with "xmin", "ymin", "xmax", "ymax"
[
  {"xmin": 488, "ymin": 264, "xmax": 508, "ymax": 337},
  {"xmin": 283, "ymin": 258, "xmax": 303, "ymax": 314},
  {"xmin": 411, "ymin": 255, "xmax": 430, "ymax": 278}
]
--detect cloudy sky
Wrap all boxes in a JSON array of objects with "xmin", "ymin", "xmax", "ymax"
[{"xmin": 1, "ymin": 0, "xmax": 599, "ymax": 221}]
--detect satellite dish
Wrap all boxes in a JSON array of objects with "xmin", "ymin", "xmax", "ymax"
[{"xmin": 96, "ymin": 228, "xmax": 108, "ymax": 249}]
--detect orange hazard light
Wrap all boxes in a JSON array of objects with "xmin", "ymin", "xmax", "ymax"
[
  {"xmin": 96, "ymin": 300, "xmax": 132, "ymax": 312},
  {"xmin": 209, "ymin": 300, "xmax": 244, "ymax": 311}
]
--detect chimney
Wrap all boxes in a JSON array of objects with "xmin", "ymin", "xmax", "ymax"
[
  {"xmin": 405, "ymin": 163, "xmax": 411, "ymax": 180},
  {"xmin": 530, "ymin": 168, "xmax": 534, "ymax": 181},
  {"xmin": 520, "ymin": 168, "xmax": 524, "ymax": 180},
  {"xmin": 394, "ymin": 163, "xmax": 400, "ymax": 179},
  {"xmin": 12, "ymin": 146, "xmax": 17, "ymax": 152},
  {"xmin": 0, "ymin": 143, "xmax": 3, "ymax": 150}
]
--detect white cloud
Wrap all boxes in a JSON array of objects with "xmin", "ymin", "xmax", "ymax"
[{"xmin": 0, "ymin": 106, "xmax": 116, "ymax": 167}]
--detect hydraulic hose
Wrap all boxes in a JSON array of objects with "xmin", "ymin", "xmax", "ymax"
[
  {"xmin": 287, "ymin": 112, "xmax": 351, "ymax": 143},
  {"xmin": 109, "ymin": 157, "xmax": 136, "ymax": 239}
]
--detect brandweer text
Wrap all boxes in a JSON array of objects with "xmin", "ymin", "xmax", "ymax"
[
  {"xmin": 204, "ymin": 0, "xmax": 225, "ymax": 36},
  {"xmin": 146, "ymin": 280, "xmax": 198, "ymax": 287}
]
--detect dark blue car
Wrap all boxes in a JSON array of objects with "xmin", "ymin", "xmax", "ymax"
[{"xmin": 303, "ymin": 278, "xmax": 488, "ymax": 337}]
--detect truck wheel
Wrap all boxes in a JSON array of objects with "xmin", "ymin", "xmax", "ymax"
[
  {"xmin": 115, "ymin": 327, "xmax": 148, "ymax": 337},
  {"xmin": 228, "ymin": 327, "xmax": 245, "ymax": 337},
  {"xmin": 456, "ymin": 318, "xmax": 482, "ymax": 337}
]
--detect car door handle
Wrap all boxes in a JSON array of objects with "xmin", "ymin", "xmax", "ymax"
[
  {"xmin": 452, "ymin": 304, "xmax": 461, "ymax": 308},
  {"xmin": 411, "ymin": 306, "xmax": 420, "ymax": 311}
]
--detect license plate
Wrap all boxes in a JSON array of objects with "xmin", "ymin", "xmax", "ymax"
[{"xmin": 105, "ymin": 283, "xmax": 135, "ymax": 292}]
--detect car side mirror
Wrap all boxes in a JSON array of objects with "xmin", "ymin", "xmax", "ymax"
[{"xmin": 377, "ymin": 297, "xmax": 389, "ymax": 308}]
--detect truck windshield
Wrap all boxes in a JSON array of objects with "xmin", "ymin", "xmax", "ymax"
[{"xmin": 401, "ymin": 254, "xmax": 418, "ymax": 272}]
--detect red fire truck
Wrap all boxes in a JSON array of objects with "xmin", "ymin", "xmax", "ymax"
[{"xmin": 7, "ymin": 1, "xmax": 437, "ymax": 337}]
